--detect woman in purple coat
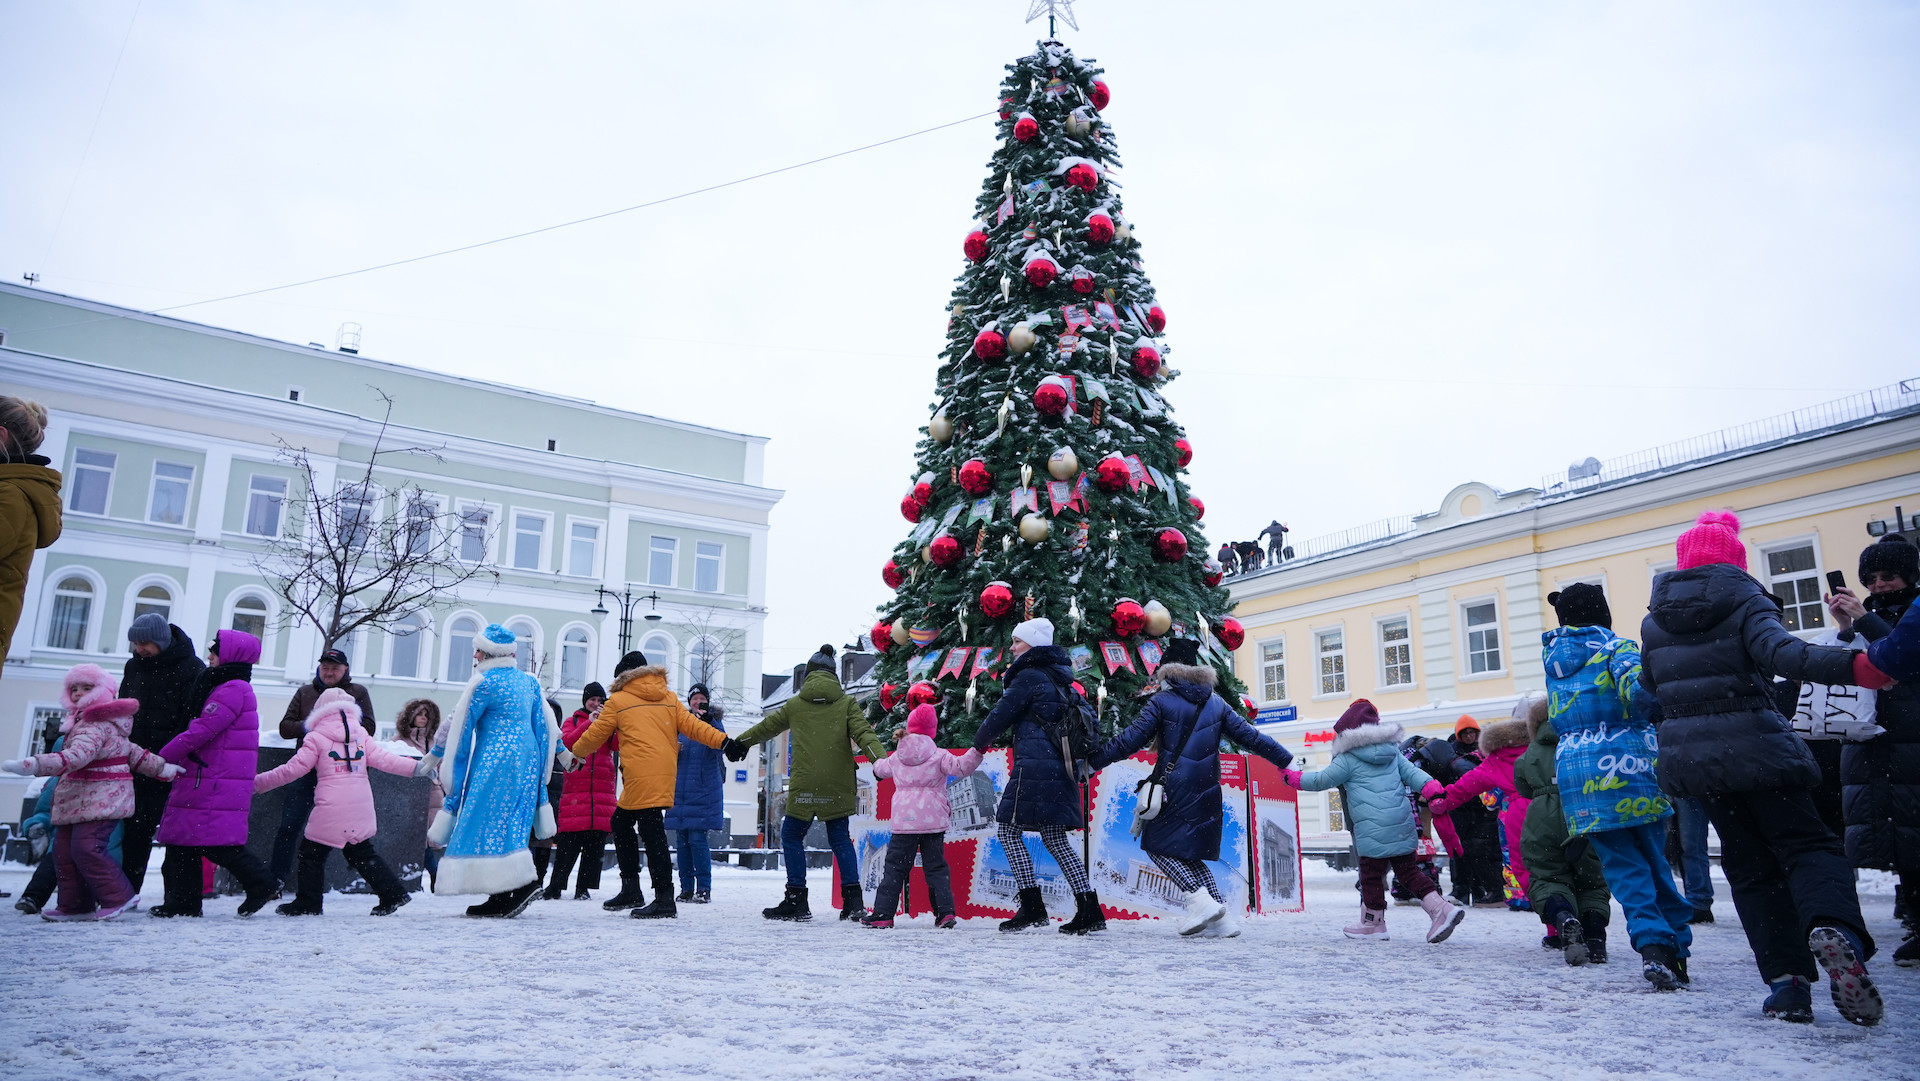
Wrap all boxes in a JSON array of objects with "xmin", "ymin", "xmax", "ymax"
[{"xmin": 149, "ymin": 629, "xmax": 281, "ymax": 918}]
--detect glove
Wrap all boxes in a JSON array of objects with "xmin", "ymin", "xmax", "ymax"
[
  {"xmin": 1421, "ymin": 780, "xmax": 1446, "ymax": 802},
  {"xmin": 723, "ymin": 739, "xmax": 749, "ymax": 762},
  {"xmin": 0, "ymin": 759, "xmax": 32, "ymax": 776},
  {"xmin": 158, "ymin": 763, "xmax": 186, "ymax": 781},
  {"xmin": 1074, "ymin": 760, "xmax": 1095, "ymax": 784},
  {"xmin": 1854, "ymin": 652, "xmax": 1895, "ymax": 691},
  {"xmin": 412, "ymin": 754, "xmax": 439, "ymax": 779},
  {"xmin": 426, "ymin": 809, "xmax": 457, "ymax": 847},
  {"xmin": 1281, "ymin": 768, "xmax": 1302, "ymax": 789}
]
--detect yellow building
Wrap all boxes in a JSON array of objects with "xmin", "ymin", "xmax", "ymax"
[{"xmin": 1228, "ymin": 380, "xmax": 1920, "ymax": 848}]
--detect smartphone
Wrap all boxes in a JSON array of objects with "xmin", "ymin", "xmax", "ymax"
[{"xmin": 1827, "ymin": 570, "xmax": 1847, "ymax": 593}]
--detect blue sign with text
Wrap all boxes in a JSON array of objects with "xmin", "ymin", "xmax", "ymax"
[
  {"xmin": 735, "ymin": 770, "xmax": 748, "ymax": 783},
  {"xmin": 1256, "ymin": 705, "xmax": 1298, "ymax": 725}
]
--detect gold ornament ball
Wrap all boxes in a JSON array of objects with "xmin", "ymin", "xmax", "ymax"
[
  {"xmin": 890, "ymin": 621, "xmax": 911, "ymax": 646},
  {"xmin": 1018, "ymin": 514, "xmax": 1052, "ymax": 544},
  {"xmin": 1143, "ymin": 599, "xmax": 1173, "ymax": 637},
  {"xmin": 928, "ymin": 413, "xmax": 954, "ymax": 443},
  {"xmin": 1008, "ymin": 323, "xmax": 1037, "ymax": 355},
  {"xmin": 1047, "ymin": 446, "xmax": 1079, "ymax": 480},
  {"xmin": 1115, "ymin": 223, "xmax": 1133, "ymax": 241},
  {"xmin": 1065, "ymin": 111, "xmax": 1091, "ymax": 137}
]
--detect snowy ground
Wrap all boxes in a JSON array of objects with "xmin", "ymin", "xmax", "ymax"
[{"xmin": 0, "ymin": 861, "xmax": 1910, "ymax": 1081}]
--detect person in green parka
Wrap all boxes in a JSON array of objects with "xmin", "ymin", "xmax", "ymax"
[
  {"xmin": 729, "ymin": 645, "xmax": 887, "ymax": 922},
  {"xmin": 1512, "ymin": 691, "xmax": 1612, "ymax": 966}
]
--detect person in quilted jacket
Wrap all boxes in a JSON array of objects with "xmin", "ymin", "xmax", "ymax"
[
  {"xmin": 547, "ymin": 683, "xmax": 616, "ymax": 901},
  {"xmin": 864, "ymin": 704, "xmax": 983, "ymax": 929}
]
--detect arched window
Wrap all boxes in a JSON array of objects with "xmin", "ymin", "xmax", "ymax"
[
  {"xmin": 229, "ymin": 594, "xmax": 270, "ymax": 640},
  {"xmin": 446, "ymin": 617, "xmax": 479, "ymax": 682},
  {"xmin": 639, "ymin": 631, "xmax": 676, "ymax": 690},
  {"xmin": 559, "ymin": 627, "xmax": 590, "ymax": 690},
  {"xmin": 48, "ymin": 576, "xmax": 94, "ymax": 650},
  {"xmin": 390, "ymin": 612, "xmax": 428, "ymax": 679},
  {"xmin": 132, "ymin": 584, "xmax": 172, "ymax": 622},
  {"xmin": 509, "ymin": 618, "xmax": 538, "ymax": 674},
  {"xmin": 688, "ymin": 635, "xmax": 721, "ymax": 691}
]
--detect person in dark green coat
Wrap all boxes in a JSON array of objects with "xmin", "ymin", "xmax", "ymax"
[
  {"xmin": 730, "ymin": 646, "xmax": 887, "ymax": 922},
  {"xmin": 1513, "ymin": 691, "xmax": 1612, "ymax": 966}
]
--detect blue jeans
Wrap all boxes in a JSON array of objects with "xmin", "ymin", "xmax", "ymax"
[
  {"xmin": 1591, "ymin": 821, "xmax": 1695, "ymax": 957},
  {"xmin": 1673, "ymin": 796, "xmax": 1714, "ymax": 907},
  {"xmin": 781, "ymin": 814, "xmax": 856, "ymax": 889},
  {"xmin": 675, "ymin": 829, "xmax": 712, "ymax": 892}
]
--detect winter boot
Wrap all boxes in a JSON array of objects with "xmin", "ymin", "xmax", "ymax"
[
  {"xmin": 1541, "ymin": 929, "xmax": 1563, "ymax": 951},
  {"xmin": 1061, "ymin": 891, "xmax": 1107, "ymax": 935},
  {"xmin": 146, "ymin": 905, "xmax": 200, "ymax": 918},
  {"xmin": 676, "ymin": 888, "xmax": 694, "ymax": 902},
  {"xmin": 14, "ymin": 896, "xmax": 42, "ymax": 915},
  {"xmin": 1343, "ymin": 906, "xmax": 1389, "ymax": 941},
  {"xmin": 91, "ymin": 897, "xmax": 140, "ymax": 921},
  {"xmin": 1762, "ymin": 976, "xmax": 1814, "ymax": 1023},
  {"xmin": 691, "ymin": 889, "xmax": 711, "ymax": 904},
  {"xmin": 276, "ymin": 896, "xmax": 324, "ymax": 917},
  {"xmin": 631, "ymin": 895, "xmax": 678, "ymax": 919},
  {"xmin": 1202, "ymin": 900, "xmax": 1243, "ymax": 939},
  {"xmin": 1639, "ymin": 943, "xmax": 1682, "ymax": 991},
  {"xmin": 601, "ymin": 876, "xmax": 646, "ymax": 912},
  {"xmin": 1807, "ymin": 925, "xmax": 1883, "ymax": 1027},
  {"xmin": 1581, "ymin": 910, "xmax": 1609, "ymax": 964},
  {"xmin": 541, "ymin": 883, "xmax": 564, "ymax": 901},
  {"xmin": 1419, "ymin": 892, "xmax": 1465, "ymax": 944},
  {"xmin": 864, "ymin": 915, "xmax": 894, "ymax": 929},
  {"xmin": 839, "ymin": 884, "xmax": 868, "ymax": 922},
  {"xmin": 370, "ymin": 893, "xmax": 411, "ymax": 917},
  {"xmin": 495, "ymin": 881, "xmax": 542, "ymax": 918},
  {"xmin": 1894, "ymin": 936, "xmax": 1920, "ymax": 967},
  {"xmin": 1178, "ymin": 890, "xmax": 1226, "ymax": 937},
  {"xmin": 40, "ymin": 907, "xmax": 93, "ymax": 921},
  {"xmin": 936, "ymin": 913, "xmax": 958, "ymax": 929},
  {"xmin": 236, "ymin": 881, "xmax": 281, "ymax": 918},
  {"xmin": 1689, "ymin": 904, "xmax": 1714, "ymax": 924},
  {"xmin": 1556, "ymin": 912, "xmax": 1589, "ymax": 967},
  {"xmin": 762, "ymin": 885, "xmax": 812, "ymax": 922},
  {"xmin": 573, "ymin": 888, "xmax": 592, "ymax": 901},
  {"xmin": 998, "ymin": 886, "xmax": 1050, "ymax": 932}
]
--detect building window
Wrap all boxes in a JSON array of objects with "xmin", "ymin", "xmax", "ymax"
[
  {"xmin": 1260, "ymin": 640, "xmax": 1287, "ymax": 703},
  {"xmin": 512, "ymin": 514, "xmax": 546, "ymax": 571},
  {"xmin": 48, "ymin": 576, "xmax": 95, "ymax": 650},
  {"xmin": 337, "ymin": 483, "xmax": 374, "ymax": 551},
  {"xmin": 1315, "ymin": 628, "xmax": 1346, "ymax": 697},
  {"xmin": 446, "ymin": 617, "xmax": 479, "ymax": 681},
  {"xmin": 694, "ymin": 541, "xmax": 723, "ymax": 593},
  {"xmin": 28, "ymin": 705, "xmax": 65, "ymax": 759},
  {"xmin": 245, "ymin": 474, "xmax": 287, "ymax": 537},
  {"xmin": 390, "ymin": 612, "xmax": 427, "ymax": 679},
  {"xmin": 404, "ymin": 495, "xmax": 438, "ymax": 556},
  {"xmin": 509, "ymin": 618, "xmax": 538, "ymax": 673},
  {"xmin": 641, "ymin": 631, "xmax": 676, "ymax": 688},
  {"xmin": 132, "ymin": 584, "xmax": 172, "ymax": 622},
  {"xmin": 1463, "ymin": 601, "xmax": 1503, "ymax": 674},
  {"xmin": 1765, "ymin": 545, "xmax": 1827, "ymax": 632},
  {"xmin": 559, "ymin": 627, "xmax": 590, "ymax": 689},
  {"xmin": 689, "ymin": 635, "xmax": 721, "ymax": 688},
  {"xmin": 648, "ymin": 536, "xmax": 677, "ymax": 587},
  {"xmin": 230, "ymin": 594, "xmax": 269, "ymax": 640},
  {"xmin": 457, "ymin": 504, "xmax": 491, "ymax": 562},
  {"xmin": 68, "ymin": 449, "xmax": 114, "ymax": 516},
  {"xmin": 1379, "ymin": 617, "xmax": 1413, "ymax": 687},
  {"xmin": 148, "ymin": 461, "xmax": 195, "ymax": 525},
  {"xmin": 567, "ymin": 522, "xmax": 600, "ymax": 578}
]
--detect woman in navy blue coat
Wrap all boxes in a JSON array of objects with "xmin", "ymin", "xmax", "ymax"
[{"xmin": 665, "ymin": 684, "xmax": 727, "ymax": 902}]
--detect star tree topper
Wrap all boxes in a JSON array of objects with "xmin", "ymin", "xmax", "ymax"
[{"xmin": 1026, "ymin": 0, "xmax": 1079, "ymax": 34}]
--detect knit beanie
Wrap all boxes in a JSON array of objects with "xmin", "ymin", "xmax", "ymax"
[
  {"xmin": 614, "ymin": 651, "xmax": 649, "ymax": 676},
  {"xmin": 1011, "ymin": 617, "xmax": 1055, "ymax": 649},
  {"xmin": 806, "ymin": 644, "xmax": 837, "ymax": 673},
  {"xmin": 126, "ymin": 612, "xmax": 171, "ymax": 649},
  {"xmin": 1548, "ymin": 582, "xmax": 1612, "ymax": 629},
  {"xmin": 906, "ymin": 703, "xmax": 938, "ymax": 738},
  {"xmin": 1675, "ymin": 510, "xmax": 1747, "ymax": 571},
  {"xmin": 687, "ymin": 683, "xmax": 710, "ymax": 701},
  {"xmin": 581, "ymin": 682, "xmax": 606, "ymax": 705},
  {"xmin": 1161, "ymin": 638, "xmax": 1201, "ymax": 666},
  {"xmin": 1333, "ymin": 699, "xmax": 1380, "ymax": 734},
  {"xmin": 1860, "ymin": 533, "xmax": 1919, "ymax": 587},
  {"xmin": 1454, "ymin": 715, "xmax": 1480, "ymax": 736}
]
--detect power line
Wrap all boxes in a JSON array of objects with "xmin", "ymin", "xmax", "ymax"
[{"xmin": 36, "ymin": 0, "xmax": 144, "ymax": 275}]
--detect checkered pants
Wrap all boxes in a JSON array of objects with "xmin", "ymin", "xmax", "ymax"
[
  {"xmin": 1149, "ymin": 852, "xmax": 1223, "ymax": 902},
  {"xmin": 996, "ymin": 822, "xmax": 1090, "ymax": 894}
]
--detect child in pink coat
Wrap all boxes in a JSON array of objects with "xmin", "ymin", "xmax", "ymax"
[
  {"xmin": 1427, "ymin": 715, "xmax": 1532, "ymax": 904},
  {"xmin": 1, "ymin": 664, "xmax": 180, "ymax": 921},
  {"xmin": 254, "ymin": 688, "xmax": 425, "ymax": 916},
  {"xmin": 864, "ymin": 704, "xmax": 984, "ymax": 929}
]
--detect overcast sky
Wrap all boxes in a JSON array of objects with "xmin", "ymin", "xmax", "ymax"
[{"xmin": 5, "ymin": 1, "xmax": 1917, "ymax": 673}]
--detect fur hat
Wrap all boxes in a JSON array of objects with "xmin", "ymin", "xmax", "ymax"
[
  {"xmin": 1161, "ymin": 638, "xmax": 1200, "ymax": 666},
  {"xmin": 581, "ymin": 681, "xmax": 606, "ymax": 704},
  {"xmin": 806, "ymin": 644, "xmax": 837, "ymax": 674},
  {"xmin": 63, "ymin": 663, "xmax": 118, "ymax": 707},
  {"xmin": 126, "ymin": 612, "xmax": 171, "ymax": 648},
  {"xmin": 906, "ymin": 703, "xmax": 938, "ymax": 738},
  {"xmin": 1860, "ymin": 533, "xmax": 1919, "ymax": 587},
  {"xmin": 1549, "ymin": 582, "xmax": 1612, "ymax": 629},
  {"xmin": 1011, "ymin": 617, "xmax": 1054, "ymax": 649},
  {"xmin": 1477, "ymin": 717, "xmax": 1531, "ymax": 754},
  {"xmin": 1333, "ymin": 698, "xmax": 1380, "ymax": 734},
  {"xmin": 1454, "ymin": 714, "xmax": 1480, "ymax": 736},
  {"xmin": 1676, "ymin": 510, "xmax": 1747, "ymax": 571},
  {"xmin": 307, "ymin": 686, "xmax": 362, "ymax": 731},
  {"xmin": 476, "ymin": 623, "xmax": 518, "ymax": 658}
]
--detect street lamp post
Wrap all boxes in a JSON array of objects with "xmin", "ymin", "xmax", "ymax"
[{"xmin": 590, "ymin": 585, "xmax": 662, "ymax": 656}]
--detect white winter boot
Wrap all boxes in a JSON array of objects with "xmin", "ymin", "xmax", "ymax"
[
  {"xmin": 1420, "ymin": 892, "xmax": 1466, "ymax": 943},
  {"xmin": 1343, "ymin": 906, "xmax": 1389, "ymax": 941},
  {"xmin": 1201, "ymin": 899, "xmax": 1243, "ymax": 939},
  {"xmin": 1178, "ymin": 890, "xmax": 1227, "ymax": 936}
]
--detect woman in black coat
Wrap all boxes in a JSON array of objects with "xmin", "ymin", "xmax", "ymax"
[
  {"xmin": 1641, "ymin": 511, "xmax": 1882, "ymax": 1026},
  {"xmin": 1091, "ymin": 649, "xmax": 1292, "ymax": 937},
  {"xmin": 971, "ymin": 618, "xmax": 1102, "ymax": 935}
]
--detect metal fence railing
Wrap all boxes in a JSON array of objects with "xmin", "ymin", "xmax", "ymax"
[{"xmin": 1293, "ymin": 514, "xmax": 1418, "ymax": 562}]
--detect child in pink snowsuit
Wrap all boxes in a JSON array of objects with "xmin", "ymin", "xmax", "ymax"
[
  {"xmin": 1, "ymin": 665, "xmax": 179, "ymax": 920},
  {"xmin": 864, "ymin": 704, "xmax": 984, "ymax": 929},
  {"xmin": 1428, "ymin": 715, "xmax": 1532, "ymax": 902}
]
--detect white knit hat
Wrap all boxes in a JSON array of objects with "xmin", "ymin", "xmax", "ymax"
[{"xmin": 1011, "ymin": 617, "xmax": 1054, "ymax": 649}]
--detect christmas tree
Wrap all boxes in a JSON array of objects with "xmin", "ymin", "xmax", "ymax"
[{"xmin": 871, "ymin": 40, "xmax": 1249, "ymax": 747}]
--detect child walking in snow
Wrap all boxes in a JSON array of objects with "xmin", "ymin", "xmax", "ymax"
[
  {"xmin": 254, "ymin": 688, "xmax": 426, "ymax": 916},
  {"xmin": 1427, "ymin": 714, "xmax": 1533, "ymax": 907},
  {"xmin": 1, "ymin": 664, "xmax": 180, "ymax": 920},
  {"xmin": 1286, "ymin": 699, "xmax": 1464, "ymax": 943},
  {"xmin": 1510, "ymin": 691, "xmax": 1612, "ymax": 966},
  {"xmin": 865, "ymin": 704, "xmax": 983, "ymax": 929}
]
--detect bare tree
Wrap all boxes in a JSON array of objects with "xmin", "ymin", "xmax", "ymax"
[
  {"xmin": 675, "ymin": 606, "xmax": 749, "ymax": 711},
  {"xmin": 254, "ymin": 389, "xmax": 498, "ymax": 653}
]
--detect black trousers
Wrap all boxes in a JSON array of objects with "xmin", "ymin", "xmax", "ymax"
[
  {"xmin": 1703, "ymin": 787, "xmax": 1875, "ymax": 982},
  {"xmin": 550, "ymin": 830, "xmax": 608, "ymax": 892},
  {"xmin": 871, "ymin": 832, "xmax": 954, "ymax": 920},
  {"xmin": 269, "ymin": 772, "xmax": 319, "ymax": 884},
  {"xmin": 120, "ymin": 775, "xmax": 171, "ymax": 892},
  {"xmin": 1804, "ymin": 739, "xmax": 1847, "ymax": 839},
  {"xmin": 161, "ymin": 844, "xmax": 276, "ymax": 915},
  {"xmin": 1450, "ymin": 829, "xmax": 1505, "ymax": 904},
  {"xmin": 611, "ymin": 808, "xmax": 673, "ymax": 895},
  {"xmin": 296, "ymin": 838, "xmax": 405, "ymax": 907}
]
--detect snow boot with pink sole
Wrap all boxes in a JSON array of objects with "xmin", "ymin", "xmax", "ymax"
[
  {"xmin": 1808, "ymin": 926, "xmax": 1883, "ymax": 1027},
  {"xmin": 1343, "ymin": 906, "xmax": 1389, "ymax": 941},
  {"xmin": 1420, "ymin": 892, "xmax": 1465, "ymax": 943}
]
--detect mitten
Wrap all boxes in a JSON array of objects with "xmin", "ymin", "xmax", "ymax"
[
  {"xmin": 0, "ymin": 759, "xmax": 32, "ymax": 776},
  {"xmin": 426, "ymin": 809, "xmax": 457, "ymax": 847},
  {"xmin": 723, "ymin": 739, "xmax": 749, "ymax": 762},
  {"xmin": 412, "ymin": 754, "xmax": 439, "ymax": 778},
  {"xmin": 1281, "ymin": 768, "xmax": 1302, "ymax": 788},
  {"xmin": 553, "ymin": 747, "xmax": 578, "ymax": 772},
  {"xmin": 159, "ymin": 763, "xmax": 185, "ymax": 781},
  {"xmin": 1854, "ymin": 653, "xmax": 1895, "ymax": 691},
  {"xmin": 1421, "ymin": 780, "xmax": 1445, "ymax": 802}
]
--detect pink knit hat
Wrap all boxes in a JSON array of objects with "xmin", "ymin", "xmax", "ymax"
[
  {"xmin": 1675, "ymin": 510, "xmax": 1747, "ymax": 571},
  {"xmin": 906, "ymin": 703, "xmax": 938, "ymax": 738}
]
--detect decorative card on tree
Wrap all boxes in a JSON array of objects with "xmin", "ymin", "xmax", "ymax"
[
  {"xmin": 968, "ymin": 496, "xmax": 996, "ymax": 525},
  {"xmin": 910, "ymin": 652, "xmax": 938, "ymax": 681},
  {"xmin": 1046, "ymin": 479, "xmax": 1075, "ymax": 514},
  {"xmin": 1009, "ymin": 486, "xmax": 1040, "ymax": 516},
  {"xmin": 1124, "ymin": 455, "xmax": 1150, "ymax": 490},
  {"xmin": 1100, "ymin": 641, "xmax": 1136, "ymax": 675},
  {"xmin": 969, "ymin": 647, "xmax": 999, "ymax": 679},
  {"xmin": 1137, "ymin": 640, "xmax": 1163, "ymax": 676},
  {"xmin": 1070, "ymin": 645, "xmax": 1095, "ymax": 673},
  {"xmin": 939, "ymin": 648, "xmax": 973, "ymax": 680}
]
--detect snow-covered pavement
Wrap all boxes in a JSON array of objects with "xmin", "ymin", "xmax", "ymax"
[{"xmin": 2, "ymin": 861, "xmax": 1909, "ymax": 1080}]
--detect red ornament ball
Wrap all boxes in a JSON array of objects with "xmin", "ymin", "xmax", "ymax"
[
  {"xmin": 1024, "ymin": 258, "xmax": 1058, "ymax": 289},
  {"xmin": 1174, "ymin": 438, "xmax": 1193, "ymax": 468},
  {"xmin": 1013, "ymin": 115, "xmax": 1039, "ymax": 142},
  {"xmin": 1065, "ymin": 163, "xmax": 1099, "ymax": 191},
  {"xmin": 871, "ymin": 621, "xmax": 894, "ymax": 654},
  {"xmin": 1154, "ymin": 528, "xmax": 1189, "ymax": 563},
  {"xmin": 1033, "ymin": 380, "xmax": 1070, "ymax": 418},
  {"xmin": 900, "ymin": 494, "xmax": 923, "ymax": 523},
  {"xmin": 1189, "ymin": 497, "xmax": 1205, "ymax": 521},
  {"xmin": 1132, "ymin": 345, "xmax": 1162, "ymax": 380},
  {"xmin": 911, "ymin": 478, "xmax": 934, "ymax": 507},
  {"xmin": 882, "ymin": 560, "xmax": 906, "ymax": 589},
  {"xmin": 1087, "ymin": 213, "xmax": 1115, "ymax": 245},
  {"xmin": 1111, "ymin": 599, "xmax": 1146, "ymax": 637},
  {"xmin": 980, "ymin": 581, "xmax": 1014, "ymax": 619},
  {"xmin": 973, "ymin": 328, "xmax": 1008, "ymax": 361},
  {"xmin": 958, "ymin": 459, "xmax": 993, "ymax": 496},
  {"xmin": 1202, "ymin": 559, "xmax": 1225, "ymax": 588},
  {"xmin": 1147, "ymin": 305, "xmax": 1167, "ymax": 333},
  {"xmin": 879, "ymin": 682, "xmax": 902, "ymax": 711},
  {"xmin": 998, "ymin": 96, "xmax": 1015, "ymax": 120},
  {"xmin": 963, "ymin": 230, "xmax": 989, "ymax": 262},
  {"xmin": 929, "ymin": 533, "xmax": 962, "ymax": 567},
  {"xmin": 907, "ymin": 682, "xmax": 939, "ymax": 707},
  {"xmin": 1243, "ymin": 696, "xmax": 1259, "ymax": 720},
  {"xmin": 1095, "ymin": 455, "xmax": 1131, "ymax": 492},
  {"xmin": 1070, "ymin": 269, "xmax": 1095, "ymax": 295},
  {"xmin": 1090, "ymin": 80, "xmax": 1111, "ymax": 110},
  {"xmin": 1214, "ymin": 617, "xmax": 1246, "ymax": 651}
]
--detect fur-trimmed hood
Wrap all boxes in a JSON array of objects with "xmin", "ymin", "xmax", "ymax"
[
  {"xmin": 611, "ymin": 664, "xmax": 673, "ymax": 702},
  {"xmin": 1158, "ymin": 663, "xmax": 1216, "ymax": 688},
  {"xmin": 302, "ymin": 687, "xmax": 364, "ymax": 732},
  {"xmin": 1478, "ymin": 717, "xmax": 1530, "ymax": 754},
  {"xmin": 71, "ymin": 696, "xmax": 139, "ymax": 735},
  {"xmin": 1329, "ymin": 720, "xmax": 1407, "ymax": 759}
]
